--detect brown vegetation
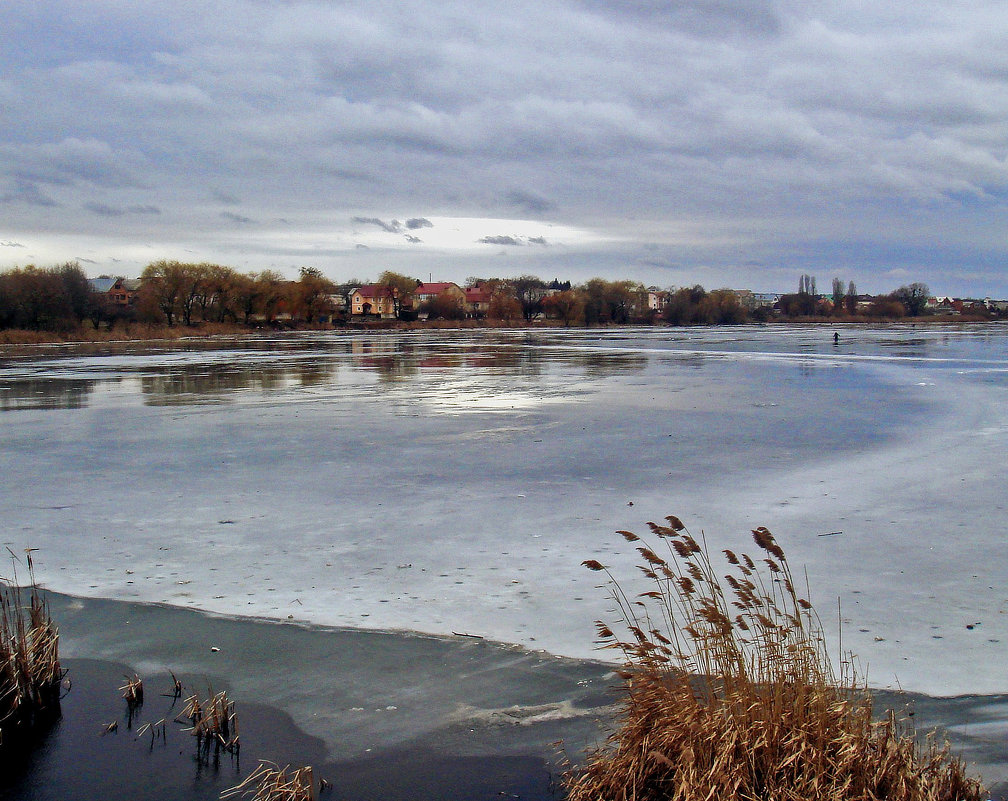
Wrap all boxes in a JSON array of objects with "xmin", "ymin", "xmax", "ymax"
[
  {"xmin": 0, "ymin": 551, "xmax": 63, "ymax": 756},
  {"xmin": 564, "ymin": 517, "xmax": 984, "ymax": 801},
  {"xmin": 223, "ymin": 761, "xmax": 324, "ymax": 801},
  {"xmin": 177, "ymin": 688, "xmax": 241, "ymax": 764}
]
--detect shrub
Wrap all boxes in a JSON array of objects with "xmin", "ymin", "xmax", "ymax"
[{"xmin": 564, "ymin": 517, "xmax": 984, "ymax": 801}]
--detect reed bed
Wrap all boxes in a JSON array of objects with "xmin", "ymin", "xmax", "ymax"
[
  {"xmin": 177, "ymin": 688, "xmax": 240, "ymax": 763},
  {"xmin": 222, "ymin": 761, "xmax": 321, "ymax": 801},
  {"xmin": 564, "ymin": 516, "xmax": 984, "ymax": 801},
  {"xmin": 0, "ymin": 550, "xmax": 62, "ymax": 754}
]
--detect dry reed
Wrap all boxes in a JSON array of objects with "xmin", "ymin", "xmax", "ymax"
[
  {"xmin": 222, "ymin": 761, "xmax": 321, "ymax": 801},
  {"xmin": 564, "ymin": 516, "xmax": 985, "ymax": 801},
  {"xmin": 177, "ymin": 688, "xmax": 240, "ymax": 764},
  {"xmin": 0, "ymin": 550, "xmax": 62, "ymax": 755},
  {"xmin": 120, "ymin": 673, "xmax": 144, "ymax": 709}
]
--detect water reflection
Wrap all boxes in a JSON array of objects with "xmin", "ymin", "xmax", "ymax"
[
  {"xmin": 0, "ymin": 333, "xmax": 652, "ymax": 409},
  {"xmin": 139, "ymin": 361, "xmax": 339, "ymax": 405},
  {"xmin": 0, "ymin": 378, "xmax": 101, "ymax": 411},
  {"xmin": 10, "ymin": 325, "xmax": 1000, "ymax": 411}
]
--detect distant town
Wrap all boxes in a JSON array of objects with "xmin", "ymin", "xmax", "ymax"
[{"xmin": 1, "ymin": 260, "xmax": 1006, "ymax": 335}]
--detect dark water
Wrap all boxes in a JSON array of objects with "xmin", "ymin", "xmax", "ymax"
[{"xmin": 3, "ymin": 591, "xmax": 1008, "ymax": 799}]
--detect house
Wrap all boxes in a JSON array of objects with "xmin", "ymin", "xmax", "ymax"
[
  {"xmin": 730, "ymin": 290, "xmax": 780, "ymax": 312},
  {"xmin": 465, "ymin": 285, "xmax": 493, "ymax": 318},
  {"xmin": 646, "ymin": 289, "xmax": 668, "ymax": 313},
  {"xmin": 87, "ymin": 276, "xmax": 139, "ymax": 306},
  {"xmin": 350, "ymin": 285, "xmax": 399, "ymax": 318},
  {"xmin": 412, "ymin": 282, "xmax": 466, "ymax": 319},
  {"xmin": 413, "ymin": 282, "xmax": 465, "ymax": 306}
]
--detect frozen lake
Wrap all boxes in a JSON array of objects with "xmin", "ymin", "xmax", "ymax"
[{"xmin": 2, "ymin": 324, "xmax": 1007, "ymax": 696}]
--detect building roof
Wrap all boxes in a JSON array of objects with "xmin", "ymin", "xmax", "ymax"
[
  {"xmin": 352, "ymin": 284, "xmax": 395, "ymax": 299},
  {"xmin": 414, "ymin": 282, "xmax": 458, "ymax": 296},
  {"xmin": 465, "ymin": 285, "xmax": 491, "ymax": 303},
  {"xmin": 88, "ymin": 277, "xmax": 118, "ymax": 293}
]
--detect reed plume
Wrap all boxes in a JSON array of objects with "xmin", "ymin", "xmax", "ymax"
[{"xmin": 565, "ymin": 516, "xmax": 984, "ymax": 801}]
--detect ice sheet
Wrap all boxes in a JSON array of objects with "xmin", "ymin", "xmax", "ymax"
[{"xmin": 2, "ymin": 325, "xmax": 1006, "ymax": 696}]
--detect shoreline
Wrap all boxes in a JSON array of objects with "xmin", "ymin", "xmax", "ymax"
[
  {"xmin": 0, "ymin": 317, "xmax": 1001, "ymax": 353},
  {"xmin": 4, "ymin": 590, "xmax": 1007, "ymax": 799},
  {"xmin": 3, "ymin": 589, "xmax": 617, "ymax": 800}
]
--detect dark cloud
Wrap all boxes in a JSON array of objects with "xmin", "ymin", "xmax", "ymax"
[
  {"xmin": 212, "ymin": 190, "xmax": 241, "ymax": 205},
  {"xmin": 84, "ymin": 202, "xmax": 160, "ymax": 217},
  {"xmin": 353, "ymin": 217, "xmax": 402, "ymax": 233},
  {"xmin": 84, "ymin": 202, "xmax": 125, "ymax": 217},
  {"xmin": 527, "ymin": 236, "xmax": 548, "ymax": 246},
  {"xmin": 221, "ymin": 211, "xmax": 253, "ymax": 224},
  {"xmin": 405, "ymin": 234, "xmax": 422, "ymax": 243},
  {"xmin": 1, "ymin": 179, "xmax": 58, "ymax": 207},
  {"xmin": 578, "ymin": 0, "xmax": 781, "ymax": 37},
  {"xmin": 405, "ymin": 217, "xmax": 433, "ymax": 230},
  {"xmin": 504, "ymin": 190, "xmax": 555, "ymax": 216},
  {"xmin": 479, "ymin": 235, "xmax": 523, "ymax": 246}
]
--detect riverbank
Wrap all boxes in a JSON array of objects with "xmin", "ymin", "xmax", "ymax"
[
  {"xmin": 0, "ymin": 315, "xmax": 999, "ymax": 351},
  {"xmin": 2, "ymin": 592, "xmax": 1006, "ymax": 800},
  {"xmin": 0, "ymin": 590, "xmax": 616, "ymax": 801}
]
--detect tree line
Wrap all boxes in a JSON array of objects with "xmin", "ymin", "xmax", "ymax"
[{"xmin": 0, "ymin": 259, "xmax": 985, "ymax": 334}]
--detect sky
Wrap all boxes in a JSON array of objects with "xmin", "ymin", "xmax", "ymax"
[{"xmin": 2, "ymin": 1, "xmax": 1008, "ymax": 296}]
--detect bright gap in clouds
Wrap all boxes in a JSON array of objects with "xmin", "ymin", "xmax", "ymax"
[{"xmin": 348, "ymin": 216, "xmax": 616, "ymax": 252}]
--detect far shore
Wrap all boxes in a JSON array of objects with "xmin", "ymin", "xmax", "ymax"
[{"xmin": 0, "ymin": 315, "xmax": 998, "ymax": 353}]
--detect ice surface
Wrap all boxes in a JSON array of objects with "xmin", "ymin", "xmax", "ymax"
[{"xmin": 2, "ymin": 325, "xmax": 1007, "ymax": 696}]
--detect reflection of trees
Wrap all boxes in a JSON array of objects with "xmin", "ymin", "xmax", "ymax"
[
  {"xmin": 0, "ymin": 378, "xmax": 100, "ymax": 410},
  {"xmin": 576, "ymin": 353, "xmax": 648, "ymax": 378},
  {"xmin": 351, "ymin": 338, "xmax": 419, "ymax": 383},
  {"xmin": 666, "ymin": 354, "xmax": 706, "ymax": 370},
  {"xmin": 141, "ymin": 361, "xmax": 338, "ymax": 404}
]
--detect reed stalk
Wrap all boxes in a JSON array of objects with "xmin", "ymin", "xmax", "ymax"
[
  {"xmin": 0, "ymin": 550, "xmax": 63, "ymax": 756},
  {"xmin": 178, "ymin": 688, "xmax": 240, "ymax": 764},
  {"xmin": 222, "ymin": 761, "xmax": 320, "ymax": 801},
  {"xmin": 564, "ymin": 516, "xmax": 985, "ymax": 801}
]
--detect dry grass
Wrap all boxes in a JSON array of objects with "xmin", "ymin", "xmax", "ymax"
[
  {"xmin": 177, "ymin": 688, "xmax": 240, "ymax": 763},
  {"xmin": 222, "ymin": 761, "xmax": 323, "ymax": 801},
  {"xmin": 120, "ymin": 673, "xmax": 144, "ymax": 709},
  {"xmin": 0, "ymin": 550, "xmax": 62, "ymax": 754},
  {"xmin": 564, "ymin": 516, "xmax": 984, "ymax": 801}
]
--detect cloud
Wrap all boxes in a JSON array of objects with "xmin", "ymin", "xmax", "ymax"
[
  {"xmin": 85, "ymin": 202, "xmax": 161, "ymax": 217},
  {"xmin": 353, "ymin": 216, "xmax": 402, "ymax": 233},
  {"xmin": 504, "ymin": 190, "xmax": 554, "ymax": 215},
  {"xmin": 84, "ymin": 202, "xmax": 125, "ymax": 217},
  {"xmin": 2, "ymin": 1, "xmax": 1008, "ymax": 295},
  {"xmin": 405, "ymin": 234, "xmax": 422, "ymax": 243},
  {"xmin": 1, "ymin": 179, "xmax": 58, "ymax": 207},
  {"xmin": 1, "ymin": 240, "xmax": 25, "ymax": 247},
  {"xmin": 527, "ymin": 236, "xmax": 548, "ymax": 246},
  {"xmin": 479, "ymin": 235, "xmax": 523, "ymax": 246}
]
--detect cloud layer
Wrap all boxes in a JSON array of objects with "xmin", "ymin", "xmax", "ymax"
[{"xmin": 2, "ymin": 0, "xmax": 1008, "ymax": 294}]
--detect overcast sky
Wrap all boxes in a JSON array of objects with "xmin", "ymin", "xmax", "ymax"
[{"xmin": 2, "ymin": 1, "xmax": 1008, "ymax": 295}]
